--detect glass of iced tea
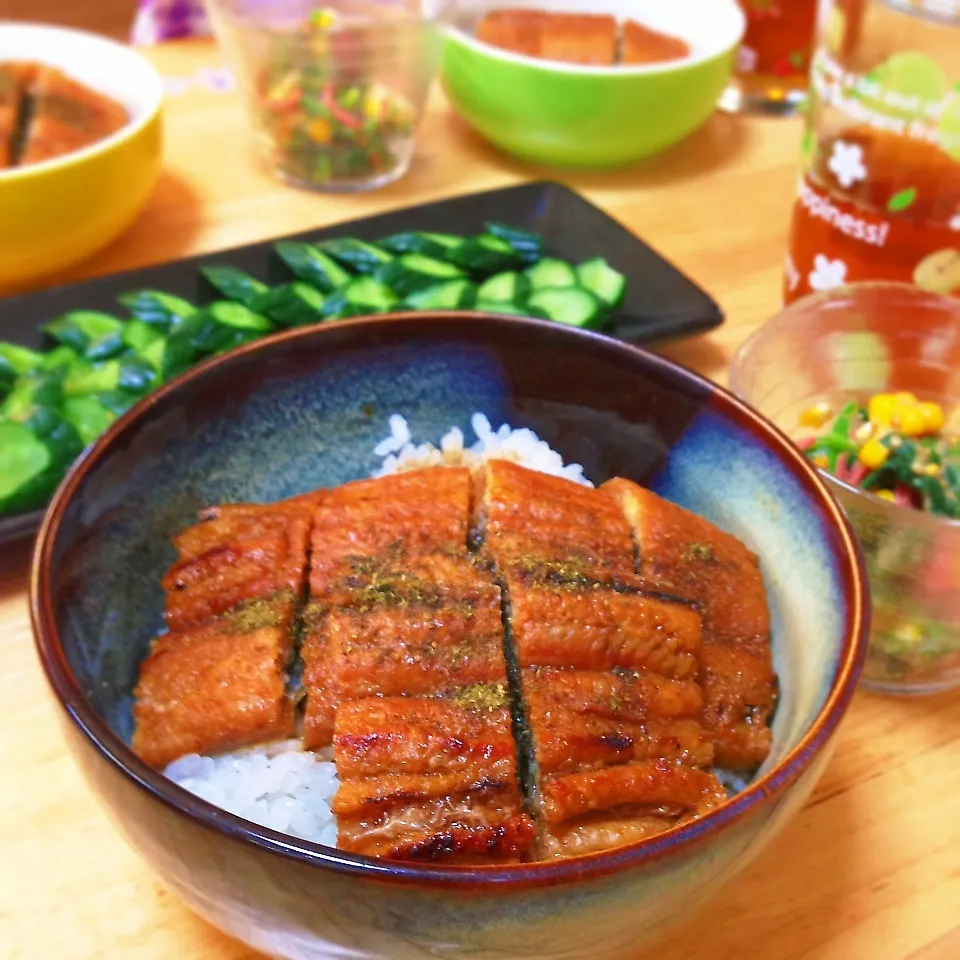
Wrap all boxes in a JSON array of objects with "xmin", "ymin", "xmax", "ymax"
[
  {"xmin": 784, "ymin": 0, "xmax": 960, "ymax": 302},
  {"xmin": 720, "ymin": 0, "xmax": 822, "ymax": 113}
]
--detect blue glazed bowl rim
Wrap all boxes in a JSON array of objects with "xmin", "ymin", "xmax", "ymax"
[{"xmin": 31, "ymin": 312, "xmax": 869, "ymax": 890}]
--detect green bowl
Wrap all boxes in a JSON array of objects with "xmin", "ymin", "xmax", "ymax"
[{"xmin": 441, "ymin": 0, "xmax": 745, "ymax": 169}]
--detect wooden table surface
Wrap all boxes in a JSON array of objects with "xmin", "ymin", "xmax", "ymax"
[{"xmin": 2, "ymin": 39, "xmax": 959, "ymax": 960}]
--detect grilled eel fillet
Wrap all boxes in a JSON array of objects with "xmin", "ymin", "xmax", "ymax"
[
  {"xmin": 301, "ymin": 467, "xmax": 474, "ymax": 747},
  {"xmin": 133, "ymin": 497, "xmax": 316, "ymax": 768},
  {"xmin": 133, "ymin": 461, "xmax": 774, "ymax": 861},
  {"xmin": 478, "ymin": 461, "xmax": 727, "ymax": 858},
  {"xmin": 300, "ymin": 467, "xmax": 535, "ymax": 859},
  {"xmin": 604, "ymin": 480, "xmax": 777, "ymax": 771}
]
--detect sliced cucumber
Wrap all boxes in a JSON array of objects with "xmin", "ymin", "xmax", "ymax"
[
  {"xmin": 475, "ymin": 301, "xmax": 543, "ymax": 319},
  {"xmin": 118, "ymin": 290, "xmax": 197, "ymax": 331},
  {"xmin": 275, "ymin": 241, "xmax": 351, "ymax": 292},
  {"xmin": 323, "ymin": 277, "xmax": 400, "ymax": 319},
  {"xmin": 191, "ymin": 302, "xmax": 275, "ymax": 355},
  {"xmin": 122, "ymin": 319, "xmax": 164, "ymax": 355},
  {"xmin": 484, "ymin": 221, "xmax": 545, "ymax": 263},
  {"xmin": 44, "ymin": 310, "xmax": 127, "ymax": 362},
  {"xmin": 576, "ymin": 257, "xmax": 627, "ymax": 309},
  {"xmin": 140, "ymin": 329, "xmax": 195, "ymax": 380},
  {"xmin": 527, "ymin": 288, "xmax": 604, "ymax": 328},
  {"xmin": 316, "ymin": 237, "xmax": 394, "ymax": 274},
  {"xmin": 451, "ymin": 234, "xmax": 521, "ymax": 275},
  {"xmin": 374, "ymin": 254, "xmax": 466, "ymax": 297},
  {"xmin": 250, "ymin": 283, "xmax": 326, "ymax": 327},
  {"xmin": 0, "ymin": 344, "xmax": 45, "ymax": 392},
  {"xmin": 201, "ymin": 265, "xmax": 270, "ymax": 307},
  {"xmin": 477, "ymin": 271, "xmax": 529, "ymax": 304},
  {"xmin": 379, "ymin": 231, "xmax": 464, "ymax": 259},
  {"xmin": 403, "ymin": 279, "xmax": 477, "ymax": 311},
  {"xmin": 526, "ymin": 258, "xmax": 577, "ymax": 290}
]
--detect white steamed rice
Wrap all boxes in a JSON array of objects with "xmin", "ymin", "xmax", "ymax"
[{"xmin": 165, "ymin": 414, "xmax": 585, "ymax": 845}]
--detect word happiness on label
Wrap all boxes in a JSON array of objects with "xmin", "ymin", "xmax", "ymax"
[{"xmin": 797, "ymin": 178, "xmax": 890, "ymax": 247}]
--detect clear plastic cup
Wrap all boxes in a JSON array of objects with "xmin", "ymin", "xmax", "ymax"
[
  {"xmin": 729, "ymin": 282, "xmax": 960, "ymax": 696},
  {"xmin": 204, "ymin": 0, "xmax": 443, "ymax": 191}
]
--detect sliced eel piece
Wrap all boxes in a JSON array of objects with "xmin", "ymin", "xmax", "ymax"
[
  {"xmin": 478, "ymin": 460, "xmax": 635, "ymax": 583},
  {"xmin": 302, "ymin": 468, "xmax": 475, "ymax": 746},
  {"xmin": 163, "ymin": 496, "xmax": 315, "ymax": 633},
  {"xmin": 0, "ymin": 63, "xmax": 30, "ymax": 168},
  {"xmin": 520, "ymin": 667, "xmax": 718, "ymax": 859},
  {"xmin": 475, "ymin": 10, "xmax": 618, "ymax": 65},
  {"xmin": 301, "ymin": 555, "xmax": 506, "ymax": 748},
  {"xmin": 18, "ymin": 65, "xmax": 128, "ymax": 166},
  {"xmin": 132, "ymin": 594, "xmax": 296, "ymax": 769},
  {"xmin": 333, "ymin": 693, "xmax": 535, "ymax": 862},
  {"xmin": 506, "ymin": 572, "xmax": 702, "ymax": 680},
  {"xmin": 604, "ymin": 479, "xmax": 776, "ymax": 770},
  {"xmin": 309, "ymin": 466, "xmax": 472, "ymax": 595},
  {"xmin": 524, "ymin": 668, "xmax": 713, "ymax": 776},
  {"xmin": 536, "ymin": 762, "xmax": 728, "ymax": 860},
  {"xmin": 620, "ymin": 20, "xmax": 691, "ymax": 65}
]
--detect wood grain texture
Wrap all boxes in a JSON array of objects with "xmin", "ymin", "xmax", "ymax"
[{"xmin": 1, "ymin": 39, "xmax": 958, "ymax": 960}]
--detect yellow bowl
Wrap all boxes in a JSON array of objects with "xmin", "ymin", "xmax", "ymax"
[{"xmin": 0, "ymin": 24, "xmax": 164, "ymax": 290}]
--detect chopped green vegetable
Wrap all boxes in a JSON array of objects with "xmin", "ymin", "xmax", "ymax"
[
  {"xmin": 122, "ymin": 319, "xmax": 164, "ymax": 355},
  {"xmin": 201, "ymin": 265, "xmax": 270, "ymax": 306},
  {"xmin": 374, "ymin": 254, "xmax": 466, "ymax": 297},
  {"xmin": 274, "ymin": 241, "xmax": 351, "ymax": 292},
  {"xmin": 250, "ymin": 283, "xmax": 326, "ymax": 327},
  {"xmin": 0, "ymin": 221, "xmax": 633, "ymax": 520},
  {"xmin": 0, "ymin": 413, "xmax": 82, "ymax": 513},
  {"xmin": 62, "ymin": 396, "xmax": 117, "ymax": 447},
  {"xmin": 576, "ymin": 258, "xmax": 627, "ymax": 309},
  {"xmin": 322, "ymin": 277, "xmax": 400, "ymax": 318},
  {"xmin": 119, "ymin": 290, "xmax": 197, "ymax": 331},
  {"xmin": 451, "ymin": 234, "xmax": 520, "ymax": 275},
  {"xmin": 403, "ymin": 279, "xmax": 477, "ymax": 311},
  {"xmin": 63, "ymin": 357, "xmax": 157, "ymax": 399},
  {"xmin": 527, "ymin": 288, "xmax": 605, "ymax": 328},
  {"xmin": 477, "ymin": 271, "xmax": 529, "ymax": 305},
  {"xmin": 485, "ymin": 221, "xmax": 545, "ymax": 262},
  {"xmin": 191, "ymin": 302, "xmax": 275, "ymax": 356},
  {"xmin": 44, "ymin": 310, "xmax": 126, "ymax": 361},
  {"xmin": 317, "ymin": 238, "xmax": 394, "ymax": 274},
  {"xmin": 380, "ymin": 232, "xmax": 464, "ymax": 259},
  {"xmin": 526, "ymin": 258, "xmax": 578, "ymax": 290},
  {"xmin": 0, "ymin": 343, "xmax": 45, "ymax": 391}
]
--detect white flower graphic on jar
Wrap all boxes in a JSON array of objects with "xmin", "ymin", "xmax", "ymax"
[
  {"xmin": 809, "ymin": 254, "xmax": 848, "ymax": 291},
  {"xmin": 949, "ymin": 213, "xmax": 960, "ymax": 231},
  {"xmin": 828, "ymin": 140, "xmax": 867, "ymax": 189}
]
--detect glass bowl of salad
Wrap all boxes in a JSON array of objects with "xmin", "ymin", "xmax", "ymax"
[
  {"xmin": 729, "ymin": 282, "xmax": 960, "ymax": 696},
  {"xmin": 205, "ymin": 0, "xmax": 443, "ymax": 191}
]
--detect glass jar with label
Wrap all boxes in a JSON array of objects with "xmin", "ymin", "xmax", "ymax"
[
  {"xmin": 783, "ymin": 0, "xmax": 960, "ymax": 301},
  {"xmin": 721, "ymin": 0, "xmax": 823, "ymax": 114}
]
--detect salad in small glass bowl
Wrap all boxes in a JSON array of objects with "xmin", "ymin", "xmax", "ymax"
[
  {"xmin": 206, "ymin": 0, "xmax": 442, "ymax": 191},
  {"xmin": 730, "ymin": 282, "xmax": 960, "ymax": 696}
]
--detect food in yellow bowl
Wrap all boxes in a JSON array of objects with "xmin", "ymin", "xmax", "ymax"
[{"xmin": 0, "ymin": 24, "xmax": 164, "ymax": 290}]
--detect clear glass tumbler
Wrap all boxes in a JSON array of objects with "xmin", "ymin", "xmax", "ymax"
[
  {"xmin": 730, "ymin": 283, "xmax": 960, "ymax": 696},
  {"xmin": 783, "ymin": 0, "xmax": 960, "ymax": 302},
  {"xmin": 720, "ymin": 0, "xmax": 822, "ymax": 114},
  {"xmin": 204, "ymin": 0, "xmax": 443, "ymax": 191}
]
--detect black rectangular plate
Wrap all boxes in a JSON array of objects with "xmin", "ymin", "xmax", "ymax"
[{"xmin": 0, "ymin": 180, "xmax": 722, "ymax": 543}]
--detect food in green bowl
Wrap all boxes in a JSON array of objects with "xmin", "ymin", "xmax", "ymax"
[{"xmin": 441, "ymin": 0, "xmax": 745, "ymax": 169}]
